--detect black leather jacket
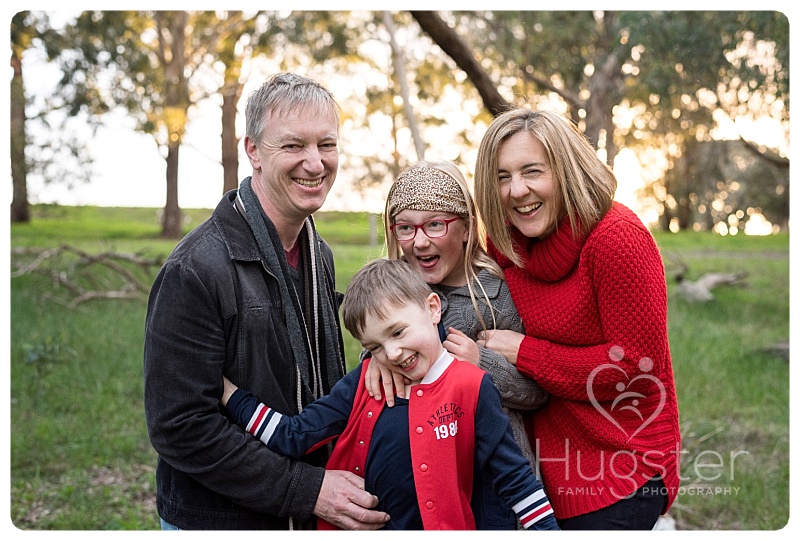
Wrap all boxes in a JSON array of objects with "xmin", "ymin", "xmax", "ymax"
[{"xmin": 143, "ymin": 190, "xmax": 344, "ymax": 529}]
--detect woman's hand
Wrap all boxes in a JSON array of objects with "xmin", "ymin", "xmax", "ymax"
[
  {"xmin": 477, "ymin": 329, "xmax": 525, "ymax": 366},
  {"xmin": 363, "ymin": 357, "xmax": 409, "ymax": 407},
  {"xmin": 443, "ymin": 327, "xmax": 480, "ymax": 366}
]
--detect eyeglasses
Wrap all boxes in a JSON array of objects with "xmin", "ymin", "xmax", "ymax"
[{"xmin": 390, "ymin": 217, "xmax": 461, "ymax": 242}]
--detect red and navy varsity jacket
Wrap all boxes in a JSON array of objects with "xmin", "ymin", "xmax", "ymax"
[{"xmin": 225, "ymin": 351, "xmax": 558, "ymax": 530}]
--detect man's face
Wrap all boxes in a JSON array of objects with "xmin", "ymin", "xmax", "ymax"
[
  {"xmin": 359, "ymin": 294, "xmax": 443, "ymax": 385},
  {"xmin": 247, "ymin": 105, "xmax": 339, "ymax": 224}
]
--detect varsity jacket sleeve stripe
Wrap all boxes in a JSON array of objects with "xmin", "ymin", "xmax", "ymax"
[
  {"xmin": 224, "ymin": 364, "xmax": 362, "ymax": 457},
  {"xmin": 245, "ymin": 404, "xmax": 283, "ymax": 446},
  {"xmin": 474, "ymin": 375, "xmax": 559, "ymax": 530},
  {"xmin": 513, "ymin": 489, "xmax": 555, "ymax": 528}
]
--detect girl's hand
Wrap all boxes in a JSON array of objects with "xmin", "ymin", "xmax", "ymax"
[
  {"xmin": 477, "ymin": 329, "xmax": 525, "ymax": 366},
  {"xmin": 443, "ymin": 327, "xmax": 480, "ymax": 366},
  {"xmin": 364, "ymin": 356, "xmax": 409, "ymax": 407}
]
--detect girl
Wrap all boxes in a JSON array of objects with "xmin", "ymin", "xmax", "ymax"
[{"xmin": 367, "ymin": 160, "xmax": 549, "ymax": 529}]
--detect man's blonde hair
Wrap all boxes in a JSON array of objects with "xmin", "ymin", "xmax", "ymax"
[{"xmin": 341, "ymin": 258, "xmax": 433, "ymax": 341}]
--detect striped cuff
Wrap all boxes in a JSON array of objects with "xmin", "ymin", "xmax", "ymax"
[
  {"xmin": 513, "ymin": 489, "xmax": 555, "ymax": 529},
  {"xmin": 246, "ymin": 403, "xmax": 283, "ymax": 446}
]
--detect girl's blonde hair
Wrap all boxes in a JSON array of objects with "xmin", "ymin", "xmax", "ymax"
[
  {"xmin": 384, "ymin": 160, "xmax": 502, "ymax": 331},
  {"xmin": 474, "ymin": 108, "xmax": 617, "ymax": 267}
]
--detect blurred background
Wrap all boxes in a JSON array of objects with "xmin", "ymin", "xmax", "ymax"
[{"xmin": 10, "ymin": 8, "xmax": 789, "ymax": 237}]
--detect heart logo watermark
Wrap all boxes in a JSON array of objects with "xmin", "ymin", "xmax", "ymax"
[{"xmin": 587, "ymin": 346, "xmax": 667, "ymax": 442}]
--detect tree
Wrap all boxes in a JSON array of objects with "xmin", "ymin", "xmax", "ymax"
[
  {"xmin": 11, "ymin": 11, "xmax": 95, "ymax": 224},
  {"xmin": 384, "ymin": 11, "xmax": 426, "ymax": 161},
  {"xmin": 661, "ymin": 139, "xmax": 789, "ymax": 232},
  {"xmin": 43, "ymin": 11, "xmax": 270, "ymax": 238},
  {"xmin": 409, "ymin": 11, "xmax": 789, "ymax": 230},
  {"xmin": 10, "ymin": 12, "xmax": 32, "ymax": 223}
]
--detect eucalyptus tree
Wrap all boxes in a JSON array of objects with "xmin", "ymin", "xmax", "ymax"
[
  {"xmin": 409, "ymin": 11, "xmax": 788, "ymax": 230},
  {"xmin": 10, "ymin": 11, "xmax": 89, "ymax": 223},
  {"xmin": 10, "ymin": 11, "xmax": 34, "ymax": 223},
  {"xmin": 42, "ymin": 11, "xmax": 281, "ymax": 238}
]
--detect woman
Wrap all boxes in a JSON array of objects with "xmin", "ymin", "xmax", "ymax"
[{"xmin": 473, "ymin": 108, "xmax": 680, "ymax": 530}]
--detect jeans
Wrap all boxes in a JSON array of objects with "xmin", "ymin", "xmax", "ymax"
[
  {"xmin": 160, "ymin": 518, "xmax": 181, "ymax": 530},
  {"xmin": 557, "ymin": 476, "xmax": 667, "ymax": 530}
]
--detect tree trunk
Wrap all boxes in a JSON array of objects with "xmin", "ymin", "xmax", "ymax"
[
  {"xmin": 10, "ymin": 47, "xmax": 30, "ymax": 223},
  {"xmin": 384, "ymin": 11, "xmax": 425, "ymax": 161},
  {"xmin": 584, "ymin": 12, "xmax": 623, "ymax": 167},
  {"xmin": 158, "ymin": 11, "xmax": 189, "ymax": 239},
  {"xmin": 410, "ymin": 11, "xmax": 510, "ymax": 117},
  {"xmin": 162, "ymin": 142, "xmax": 182, "ymax": 238},
  {"xmin": 221, "ymin": 81, "xmax": 241, "ymax": 194}
]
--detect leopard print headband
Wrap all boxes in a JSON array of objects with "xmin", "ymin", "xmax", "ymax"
[{"xmin": 387, "ymin": 166, "xmax": 469, "ymax": 220}]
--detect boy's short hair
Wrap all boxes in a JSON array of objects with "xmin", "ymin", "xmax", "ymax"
[{"xmin": 342, "ymin": 258, "xmax": 433, "ymax": 341}]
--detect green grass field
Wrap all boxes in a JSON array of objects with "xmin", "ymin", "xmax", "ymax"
[{"xmin": 9, "ymin": 205, "xmax": 790, "ymax": 530}]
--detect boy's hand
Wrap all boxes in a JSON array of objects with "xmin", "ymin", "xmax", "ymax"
[
  {"xmin": 221, "ymin": 376, "xmax": 238, "ymax": 406},
  {"xmin": 443, "ymin": 327, "xmax": 480, "ymax": 366},
  {"xmin": 363, "ymin": 358, "xmax": 408, "ymax": 407}
]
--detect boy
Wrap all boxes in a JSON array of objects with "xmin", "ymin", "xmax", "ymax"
[{"xmin": 222, "ymin": 258, "xmax": 558, "ymax": 530}]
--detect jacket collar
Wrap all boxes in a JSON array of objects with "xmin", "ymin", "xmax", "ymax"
[
  {"xmin": 212, "ymin": 189, "xmax": 264, "ymax": 263},
  {"xmin": 420, "ymin": 350, "xmax": 455, "ymax": 385}
]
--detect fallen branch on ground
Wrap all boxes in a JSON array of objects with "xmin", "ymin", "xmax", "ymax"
[
  {"xmin": 664, "ymin": 252, "xmax": 749, "ymax": 302},
  {"xmin": 11, "ymin": 245, "xmax": 163, "ymax": 308}
]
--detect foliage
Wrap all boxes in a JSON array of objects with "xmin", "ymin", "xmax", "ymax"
[
  {"xmin": 11, "ymin": 11, "xmax": 96, "ymax": 223},
  {"xmin": 423, "ymin": 11, "xmax": 788, "ymax": 230},
  {"xmin": 16, "ymin": 11, "xmax": 788, "ymax": 234},
  {"xmin": 659, "ymin": 139, "xmax": 789, "ymax": 232}
]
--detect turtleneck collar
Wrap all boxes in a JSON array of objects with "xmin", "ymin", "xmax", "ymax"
[{"xmin": 497, "ymin": 216, "xmax": 585, "ymax": 282}]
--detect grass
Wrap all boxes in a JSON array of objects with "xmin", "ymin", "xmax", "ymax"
[{"xmin": 8, "ymin": 205, "xmax": 790, "ymax": 530}]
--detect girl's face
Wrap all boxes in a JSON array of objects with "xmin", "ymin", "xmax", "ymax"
[
  {"xmin": 497, "ymin": 131, "xmax": 560, "ymax": 239},
  {"xmin": 392, "ymin": 209, "xmax": 469, "ymax": 287}
]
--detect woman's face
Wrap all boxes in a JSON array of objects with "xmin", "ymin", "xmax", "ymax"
[
  {"xmin": 392, "ymin": 209, "xmax": 469, "ymax": 287},
  {"xmin": 497, "ymin": 131, "xmax": 559, "ymax": 239}
]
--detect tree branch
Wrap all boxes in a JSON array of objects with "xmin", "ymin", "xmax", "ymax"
[
  {"xmin": 410, "ymin": 11, "xmax": 510, "ymax": 116},
  {"xmin": 739, "ymin": 136, "xmax": 789, "ymax": 169},
  {"xmin": 11, "ymin": 245, "xmax": 163, "ymax": 308}
]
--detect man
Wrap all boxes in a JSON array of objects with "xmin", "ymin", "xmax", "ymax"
[{"xmin": 143, "ymin": 73, "xmax": 390, "ymax": 530}]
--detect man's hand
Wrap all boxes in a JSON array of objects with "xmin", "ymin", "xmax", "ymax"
[{"xmin": 314, "ymin": 470, "xmax": 390, "ymax": 530}]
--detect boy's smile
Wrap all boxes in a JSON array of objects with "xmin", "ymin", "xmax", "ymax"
[{"xmin": 398, "ymin": 353, "xmax": 418, "ymax": 371}]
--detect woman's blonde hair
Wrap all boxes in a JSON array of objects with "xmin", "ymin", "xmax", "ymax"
[
  {"xmin": 474, "ymin": 108, "xmax": 617, "ymax": 267},
  {"xmin": 383, "ymin": 160, "xmax": 502, "ymax": 330}
]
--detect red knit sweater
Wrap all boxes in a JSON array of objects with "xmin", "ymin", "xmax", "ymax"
[{"xmin": 489, "ymin": 202, "xmax": 681, "ymax": 520}]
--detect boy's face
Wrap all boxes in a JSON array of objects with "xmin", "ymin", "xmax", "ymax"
[{"xmin": 359, "ymin": 293, "xmax": 444, "ymax": 384}]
